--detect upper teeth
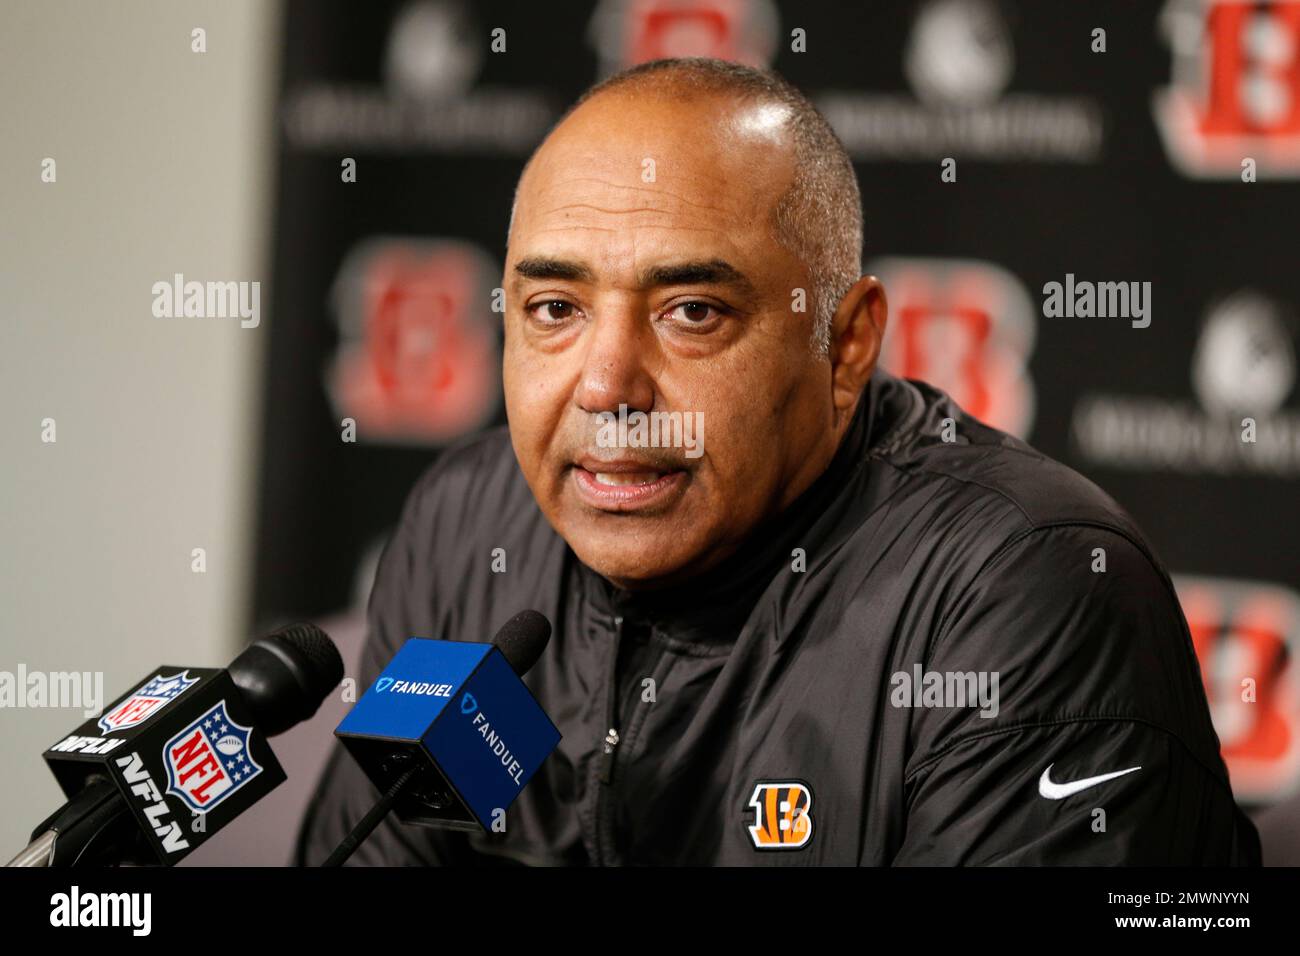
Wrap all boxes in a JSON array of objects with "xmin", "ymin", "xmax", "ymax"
[{"xmin": 594, "ymin": 471, "xmax": 662, "ymax": 486}]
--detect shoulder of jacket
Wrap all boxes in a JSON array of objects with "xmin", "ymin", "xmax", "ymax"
[
  {"xmin": 881, "ymin": 378, "xmax": 1145, "ymax": 543},
  {"xmin": 407, "ymin": 425, "xmax": 521, "ymax": 508}
]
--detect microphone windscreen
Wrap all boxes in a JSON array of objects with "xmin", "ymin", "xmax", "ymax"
[
  {"xmin": 265, "ymin": 622, "xmax": 345, "ymax": 693},
  {"xmin": 230, "ymin": 623, "xmax": 343, "ymax": 736},
  {"xmin": 491, "ymin": 610, "xmax": 552, "ymax": 677}
]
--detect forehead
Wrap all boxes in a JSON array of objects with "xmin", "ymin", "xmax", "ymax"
[{"xmin": 509, "ymin": 91, "xmax": 797, "ymax": 274}]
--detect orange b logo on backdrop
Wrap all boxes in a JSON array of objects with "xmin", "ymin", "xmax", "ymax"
[
  {"xmin": 747, "ymin": 781, "xmax": 813, "ymax": 850},
  {"xmin": 327, "ymin": 238, "xmax": 501, "ymax": 446},
  {"xmin": 1176, "ymin": 575, "xmax": 1300, "ymax": 802},
  {"xmin": 1154, "ymin": 0, "xmax": 1300, "ymax": 177},
  {"xmin": 870, "ymin": 257, "xmax": 1037, "ymax": 439}
]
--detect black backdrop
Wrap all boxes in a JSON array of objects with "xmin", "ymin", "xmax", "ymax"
[{"xmin": 253, "ymin": 0, "xmax": 1300, "ymax": 809}]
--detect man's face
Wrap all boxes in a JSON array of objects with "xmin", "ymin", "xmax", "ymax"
[{"xmin": 504, "ymin": 90, "xmax": 841, "ymax": 588}]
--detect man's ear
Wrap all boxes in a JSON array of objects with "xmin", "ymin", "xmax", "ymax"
[{"xmin": 829, "ymin": 275, "xmax": 888, "ymax": 426}]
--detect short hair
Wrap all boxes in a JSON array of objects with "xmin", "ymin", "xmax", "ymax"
[{"xmin": 511, "ymin": 58, "xmax": 863, "ymax": 354}]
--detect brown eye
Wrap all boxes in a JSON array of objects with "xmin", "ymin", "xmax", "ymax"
[
  {"xmin": 529, "ymin": 300, "xmax": 577, "ymax": 323},
  {"xmin": 664, "ymin": 301, "xmax": 721, "ymax": 328}
]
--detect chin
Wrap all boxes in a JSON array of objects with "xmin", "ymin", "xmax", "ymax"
[{"xmin": 565, "ymin": 529, "xmax": 703, "ymax": 590}]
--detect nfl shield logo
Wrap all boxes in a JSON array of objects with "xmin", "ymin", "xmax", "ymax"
[
  {"xmin": 98, "ymin": 671, "xmax": 199, "ymax": 734},
  {"xmin": 163, "ymin": 700, "xmax": 263, "ymax": 814}
]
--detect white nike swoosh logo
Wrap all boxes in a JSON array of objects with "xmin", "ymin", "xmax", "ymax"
[{"xmin": 1038, "ymin": 763, "xmax": 1142, "ymax": 799}]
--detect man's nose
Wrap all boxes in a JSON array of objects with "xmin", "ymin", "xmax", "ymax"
[{"xmin": 573, "ymin": 309, "xmax": 656, "ymax": 415}]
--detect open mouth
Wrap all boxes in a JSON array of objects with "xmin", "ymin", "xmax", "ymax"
[
  {"xmin": 589, "ymin": 470, "xmax": 668, "ymax": 487},
  {"xmin": 570, "ymin": 460, "xmax": 687, "ymax": 512}
]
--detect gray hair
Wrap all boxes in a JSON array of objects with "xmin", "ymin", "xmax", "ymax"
[{"xmin": 511, "ymin": 58, "xmax": 863, "ymax": 355}]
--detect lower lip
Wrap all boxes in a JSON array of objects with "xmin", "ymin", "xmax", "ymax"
[{"xmin": 571, "ymin": 467, "xmax": 686, "ymax": 512}]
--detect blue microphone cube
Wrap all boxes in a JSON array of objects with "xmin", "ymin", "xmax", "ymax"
[{"xmin": 336, "ymin": 639, "xmax": 561, "ymax": 831}]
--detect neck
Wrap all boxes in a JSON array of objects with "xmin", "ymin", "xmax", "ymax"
[{"xmin": 595, "ymin": 388, "xmax": 874, "ymax": 600}]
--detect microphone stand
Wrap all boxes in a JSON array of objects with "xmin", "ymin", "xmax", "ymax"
[
  {"xmin": 6, "ymin": 776, "xmax": 139, "ymax": 867},
  {"xmin": 320, "ymin": 766, "xmax": 418, "ymax": 867}
]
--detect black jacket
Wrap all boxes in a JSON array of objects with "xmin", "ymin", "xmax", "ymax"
[{"xmin": 296, "ymin": 370, "xmax": 1260, "ymax": 865}]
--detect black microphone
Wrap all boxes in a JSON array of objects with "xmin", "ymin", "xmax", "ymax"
[
  {"xmin": 490, "ymin": 609, "xmax": 552, "ymax": 677},
  {"xmin": 7, "ymin": 623, "xmax": 343, "ymax": 867},
  {"xmin": 229, "ymin": 623, "xmax": 346, "ymax": 736}
]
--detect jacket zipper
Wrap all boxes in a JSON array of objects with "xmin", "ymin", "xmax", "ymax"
[
  {"xmin": 593, "ymin": 615, "xmax": 623, "ymax": 864},
  {"xmin": 599, "ymin": 727, "xmax": 620, "ymax": 783}
]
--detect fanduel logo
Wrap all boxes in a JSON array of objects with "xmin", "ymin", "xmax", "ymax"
[
  {"xmin": 379, "ymin": 679, "xmax": 454, "ymax": 697},
  {"xmin": 465, "ymin": 701, "xmax": 525, "ymax": 786}
]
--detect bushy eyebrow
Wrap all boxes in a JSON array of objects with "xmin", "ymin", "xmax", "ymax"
[
  {"xmin": 512, "ymin": 256, "xmax": 757, "ymax": 296},
  {"xmin": 513, "ymin": 257, "xmax": 595, "ymax": 283},
  {"xmin": 641, "ymin": 259, "xmax": 755, "ymax": 294}
]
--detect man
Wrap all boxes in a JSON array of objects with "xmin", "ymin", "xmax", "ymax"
[{"xmin": 297, "ymin": 58, "xmax": 1259, "ymax": 865}]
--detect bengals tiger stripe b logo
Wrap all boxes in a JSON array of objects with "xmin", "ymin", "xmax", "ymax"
[{"xmin": 747, "ymin": 781, "xmax": 813, "ymax": 850}]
